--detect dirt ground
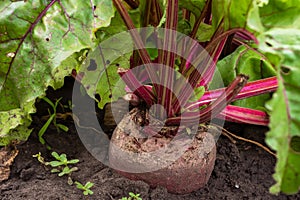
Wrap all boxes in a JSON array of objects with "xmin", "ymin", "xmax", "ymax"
[{"xmin": 1, "ymin": 78, "xmax": 300, "ymax": 200}]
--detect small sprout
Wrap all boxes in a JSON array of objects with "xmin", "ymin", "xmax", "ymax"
[
  {"xmin": 38, "ymin": 97, "xmax": 69, "ymax": 148},
  {"xmin": 51, "ymin": 168, "xmax": 60, "ymax": 173},
  {"xmin": 62, "ymin": 100, "xmax": 74, "ymax": 110},
  {"xmin": 68, "ymin": 176, "xmax": 74, "ymax": 185},
  {"xmin": 56, "ymin": 123, "xmax": 69, "ymax": 132},
  {"xmin": 75, "ymin": 181, "xmax": 94, "ymax": 196},
  {"xmin": 33, "ymin": 152, "xmax": 78, "ymax": 188},
  {"xmin": 48, "ymin": 151, "xmax": 79, "ymax": 176},
  {"xmin": 33, "ymin": 152, "xmax": 47, "ymax": 165},
  {"xmin": 120, "ymin": 192, "xmax": 142, "ymax": 200},
  {"xmin": 58, "ymin": 166, "xmax": 78, "ymax": 177}
]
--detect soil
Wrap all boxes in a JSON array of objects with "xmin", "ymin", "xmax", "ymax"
[{"xmin": 1, "ymin": 77, "xmax": 300, "ymax": 200}]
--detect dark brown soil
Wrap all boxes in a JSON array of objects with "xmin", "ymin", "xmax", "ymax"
[{"xmin": 1, "ymin": 78, "xmax": 300, "ymax": 200}]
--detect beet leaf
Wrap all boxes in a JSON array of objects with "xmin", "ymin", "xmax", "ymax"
[{"xmin": 0, "ymin": 0, "xmax": 114, "ymax": 145}]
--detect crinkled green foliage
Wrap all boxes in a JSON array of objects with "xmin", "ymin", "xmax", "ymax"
[
  {"xmin": 0, "ymin": 0, "xmax": 114, "ymax": 145},
  {"xmin": 80, "ymin": 2, "xmax": 145, "ymax": 109},
  {"xmin": 212, "ymin": 0, "xmax": 263, "ymax": 32},
  {"xmin": 96, "ymin": 2, "xmax": 144, "ymax": 41},
  {"xmin": 257, "ymin": 0, "xmax": 300, "ymax": 195},
  {"xmin": 195, "ymin": 23, "xmax": 214, "ymax": 42},
  {"xmin": 210, "ymin": 0, "xmax": 300, "ymax": 194},
  {"xmin": 79, "ymin": 31, "xmax": 133, "ymax": 109}
]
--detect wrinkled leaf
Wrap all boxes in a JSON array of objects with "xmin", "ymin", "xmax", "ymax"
[
  {"xmin": 258, "ymin": 0, "xmax": 300, "ymax": 195},
  {"xmin": 212, "ymin": 0, "xmax": 263, "ymax": 32},
  {"xmin": 79, "ymin": 3, "xmax": 148, "ymax": 109},
  {"xmin": 96, "ymin": 3, "xmax": 144, "ymax": 41},
  {"xmin": 0, "ymin": 0, "xmax": 114, "ymax": 145},
  {"xmin": 79, "ymin": 33, "xmax": 133, "ymax": 108},
  {"xmin": 266, "ymin": 71, "xmax": 300, "ymax": 195}
]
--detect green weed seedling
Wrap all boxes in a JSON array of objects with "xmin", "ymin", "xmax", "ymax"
[
  {"xmin": 75, "ymin": 181, "xmax": 94, "ymax": 196},
  {"xmin": 48, "ymin": 151, "xmax": 79, "ymax": 176},
  {"xmin": 120, "ymin": 192, "xmax": 142, "ymax": 200},
  {"xmin": 38, "ymin": 97, "xmax": 69, "ymax": 148},
  {"xmin": 61, "ymin": 99, "xmax": 74, "ymax": 111},
  {"xmin": 32, "ymin": 152, "xmax": 47, "ymax": 165}
]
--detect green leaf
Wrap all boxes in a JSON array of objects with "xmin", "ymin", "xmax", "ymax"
[
  {"xmin": 38, "ymin": 114, "xmax": 55, "ymax": 145},
  {"xmin": 49, "ymin": 161, "xmax": 63, "ymax": 167},
  {"xmin": 178, "ymin": 0, "xmax": 206, "ymax": 18},
  {"xmin": 211, "ymin": 45, "xmax": 276, "ymax": 109},
  {"xmin": 0, "ymin": 107, "xmax": 32, "ymax": 145},
  {"xmin": 257, "ymin": 0, "xmax": 300, "ymax": 194},
  {"xmin": 69, "ymin": 167, "xmax": 78, "ymax": 172},
  {"xmin": 75, "ymin": 181, "xmax": 84, "ymax": 189},
  {"xmin": 51, "ymin": 168, "xmax": 60, "ymax": 173},
  {"xmin": 177, "ymin": 18, "xmax": 192, "ymax": 36},
  {"xmin": 291, "ymin": 136, "xmax": 300, "ymax": 152},
  {"xmin": 59, "ymin": 154, "xmax": 67, "ymax": 162},
  {"xmin": 259, "ymin": 0, "xmax": 300, "ymax": 29},
  {"xmin": 56, "ymin": 123, "xmax": 69, "ymax": 132},
  {"xmin": 189, "ymin": 86, "xmax": 205, "ymax": 103},
  {"xmin": 68, "ymin": 159, "xmax": 80, "ymax": 164},
  {"xmin": 42, "ymin": 97, "xmax": 55, "ymax": 109},
  {"xmin": 58, "ymin": 166, "xmax": 71, "ymax": 176},
  {"xmin": 79, "ymin": 32, "xmax": 133, "ymax": 109},
  {"xmin": 58, "ymin": 172, "xmax": 65, "ymax": 177},
  {"xmin": 266, "ymin": 72, "xmax": 300, "ymax": 195},
  {"xmin": 81, "ymin": 2, "xmax": 148, "ymax": 109},
  {"xmin": 129, "ymin": 192, "xmax": 136, "ymax": 196},
  {"xmin": 51, "ymin": 151, "xmax": 61, "ymax": 160},
  {"xmin": 195, "ymin": 23, "xmax": 214, "ymax": 42},
  {"xmin": 212, "ymin": 0, "xmax": 262, "ymax": 32},
  {"xmin": 75, "ymin": 181, "xmax": 94, "ymax": 195},
  {"xmin": 0, "ymin": 0, "xmax": 114, "ymax": 145},
  {"xmin": 176, "ymin": 1, "xmax": 214, "ymax": 41},
  {"xmin": 96, "ymin": 2, "xmax": 144, "ymax": 41},
  {"xmin": 85, "ymin": 181, "xmax": 94, "ymax": 188}
]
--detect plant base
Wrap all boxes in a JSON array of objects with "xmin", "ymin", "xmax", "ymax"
[{"xmin": 109, "ymin": 110, "xmax": 216, "ymax": 194}]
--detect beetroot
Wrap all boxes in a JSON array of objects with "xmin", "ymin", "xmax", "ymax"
[
  {"xmin": 108, "ymin": 0, "xmax": 260, "ymax": 194},
  {"xmin": 109, "ymin": 110, "xmax": 216, "ymax": 194}
]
